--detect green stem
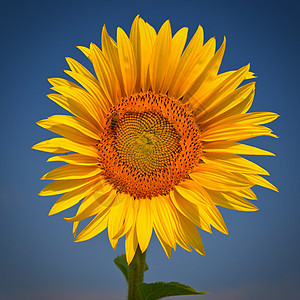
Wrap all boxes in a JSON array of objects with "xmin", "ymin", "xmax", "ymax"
[{"xmin": 128, "ymin": 246, "xmax": 146, "ymax": 300}]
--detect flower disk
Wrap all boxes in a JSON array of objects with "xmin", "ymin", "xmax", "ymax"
[
  {"xmin": 33, "ymin": 16, "xmax": 278, "ymax": 264},
  {"xmin": 99, "ymin": 92, "xmax": 202, "ymax": 199}
]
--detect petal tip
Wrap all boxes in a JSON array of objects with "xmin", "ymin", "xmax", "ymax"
[
  {"xmin": 64, "ymin": 217, "xmax": 72, "ymax": 222},
  {"xmin": 38, "ymin": 191, "xmax": 44, "ymax": 196},
  {"xmin": 48, "ymin": 209, "xmax": 55, "ymax": 216}
]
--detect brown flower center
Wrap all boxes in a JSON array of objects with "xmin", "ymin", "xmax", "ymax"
[
  {"xmin": 115, "ymin": 111, "xmax": 180, "ymax": 174},
  {"xmin": 98, "ymin": 91, "xmax": 202, "ymax": 199}
]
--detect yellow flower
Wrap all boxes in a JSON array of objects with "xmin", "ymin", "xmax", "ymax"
[{"xmin": 33, "ymin": 16, "xmax": 278, "ymax": 264}]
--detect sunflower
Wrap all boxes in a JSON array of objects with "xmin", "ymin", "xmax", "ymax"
[{"xmin": 33, "ymin": 16, "xmax": 278, "ymax": 264}]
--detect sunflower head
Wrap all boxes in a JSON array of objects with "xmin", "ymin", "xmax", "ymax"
[{"xmin": 33, "ymin": 15, "xmax": 278, "ymax": 264}]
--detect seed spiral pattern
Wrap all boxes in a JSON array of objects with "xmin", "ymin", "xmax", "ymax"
[
  {"xmin": 98, "ymin": 91, "xmax": 203, "ymax": 199},
  {"xmin": 116, "ymin": 111, "xmax": 180, "ymax": 174}
]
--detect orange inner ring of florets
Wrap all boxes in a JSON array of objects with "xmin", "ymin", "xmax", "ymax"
[{"xmin": 98, "ymin": 91, "xmax": 202, "ymax": 199}]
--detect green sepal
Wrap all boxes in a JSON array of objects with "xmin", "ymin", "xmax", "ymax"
[
  {"xmin": 137, "ymin": 281, "xmax": 209, "ymax": 299},
  {"xmin": 114, "ymin": 254, "xmax": 149, "ymax": 282}
]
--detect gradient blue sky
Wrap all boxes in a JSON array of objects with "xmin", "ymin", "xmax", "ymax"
[{"xmin": 1, "ymin": 0, "xmax": 299, "ymax": 299}]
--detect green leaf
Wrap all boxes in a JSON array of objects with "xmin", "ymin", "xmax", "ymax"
[
  {"xmin": 138, "ymin": 282, "xmax": 209, "ymax": 300},
  {"xmin": 114, "ymin": 254, "xmax": 149, "ymax": 282},
  {"xmin": 114, "ymin": 255, "xmax": 129, "ymax": 282}
]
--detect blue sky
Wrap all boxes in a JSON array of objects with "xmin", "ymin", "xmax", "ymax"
[{"xmin": 1, "ymin": 0, "xmax": 299, "ymax": 299}]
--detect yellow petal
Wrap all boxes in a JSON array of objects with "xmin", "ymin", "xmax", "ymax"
[
  {"xmin": 74, "ymin": 210, "xmax": 110, "ymax": 242},
  {"xmin": 77, "ymin": 46, "xmax": 91, "ymax": 60},
  {"xmin": 47, "ymin": 154, "xmax": 99, "ymax": 166},
  {"xmin": 172, "ymin": 37, "xmax": 216, "ymax": 99},
  {"xmin": 43, "ymin": 114, "xmax": 100, "ymax": 140},
  {"xmin": 151, "ymin": 196, "xmax": 176, "ymax": 248},
  {"xmin": 136, "ymin": 198, "xmax": 153, "ymax": 253},
  {"xmin": 101, "ymin": 25, "xmax": 125, "ymax": 96},
  {"xmin": 149, "ymin": 20, "xmax": 172, "ymax": 93},
  {"xmin": 46, "ymin": 93, "xmax": 92, "ymax": 127},
  {"xmin": 168, "ymin": 25, "xmax": 204, "ymax": 96},
  {"xmin": 125, "ymin": 225, "xmax": 138, "ymax": 264},
  {"xmin": 177, "ymin": 214, "xmax": 205, "ymax": 255},
  {"xmin": 232, "ymin": 188, "xmax": 257, "ymax": 200},
  {"xmin": 169, "ymin": 189, "xmax": 211, "ymax": 233},
  {"xmin": 208, "ymin": 190, "xmax": 258, "ymax": 211},
  {"xmin": 108, "ymin": 193, "xmax": 128, "ymax": 250},
  {"xmin": 112, "ymin": 196, "xmax": 135, "ymax": 241},
  {"xmin": 66, "ymin": 188, "xmax": 116, "ymax": 222},
  {"xmin": 202, "ymin": 124, "xmax": 277, "ymax": 142},
  {"xmin": 160, "ymin": 27, "xmax": 188, "ymax": 94},
  {"xmin": 199, "ymin": 82, "xmax": 255, "ymax": 126},
  {"xmin": 207, "ymin": 112, "xmax": 279, "ymax": 128},
  {"xmin": 246, "ymin": 174, "xmax": 278, "ymax": 192},
  {"xmin": 33, "ymin": 138, "xmax": 98, "ymax": 157},
  {"xmin": 203, "ymin": 89, "xmax": 255, "ymax": 127},
  {"xmin": 194, "ymin": 64, "xmax": 251, "ymax": 120},
  {"xmin": 41, "ymin": 165, "xmax": 101, "ymax": 181},
  {"xmin": 129, "ymin": 15, "xmax": 141, "ymax": 91},
  {"xmin": 185, "ymin": 37, "xmax": 226, "ymax": 103},
  {"xmin": 32, "ymin": 138, "xmax": 69, "ymax": 153},
  {"xmin": 73, "ymin": 221, "xmax": 79, "ymax": 237},
  {"xmin": 190, "ymin": 164, "xmax": 252, "ymax": 191},
  {"xmin": 203, "ymin": 141, "xmax": 275, "ymax": 156},
  {"xmin": 119, "ymin": 196, "xmax": 135, "ymax": 238},
  {"xmin": 65, "ymin": 57, "xmax": 98, "ymax": 83},
  {"xmin": 166, "ymin": 199, "xmax": 191, "ymax": 251},
  {"xmin": 175, "ymin": 184, "xmax": 207, "ymax": 205},
  {"xmin": 64, "ymin": 70, "xmax": 110, "ymax": 113},
  {"xmin": 37, "ymin": 115, "xmax": 100, "ymax": 143},
  {"xmin": 202, "ymin": 153, "xmax": 270, "ymax": 175},
  {"xmin": 117, "ymin": 27, "xmax": 137, "ymax": 96},
  {"xmin": 39, "ymin": 175, "xmax": 99, "ymax": 196},
  {"xmin": 48, "ymin": 180, "xmax": 97, "ymax": 215},
  {"xmin": 198, "ymin": 203, "xmax": 228, "ymax": 234},
  {"xmin": 217, "ymin": 69, "xmax": 256, "ymax": 82},
  {"xmin": 130, "ymin": 16, "xmax": 156, "ymax": 92},
  {"xmin": 77, "ymin": 182, "xmax": 112, "ymax": 209},
  {"xmin": 154, "ymin": 225, "xmax": 172, "ymax": 258},
  {"xmin": 51, "ymin": 86, "xmax": 105, "ymax": 128},
  {"xmin": 145, "ymin": 22, "xmax": 157, "ymax": 43},
  {"xmin": 177, "ymin": 181, "xmax": 228, "ymax": 234},
  {"xmin": 188, "ymin": 186, "xmax": 228, "ymax": 234},
  {"xmin": 90, "ymin": 43, "xmax": 120, "ymax": 105},
  {"xmin": 48, "ymin": 77, "xmax": 78, "ymax": 88}
]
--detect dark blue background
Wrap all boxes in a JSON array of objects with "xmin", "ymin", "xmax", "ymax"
[{"xmin": 1, "ymin": 0, "xmax": 299, "ymax": 299}]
